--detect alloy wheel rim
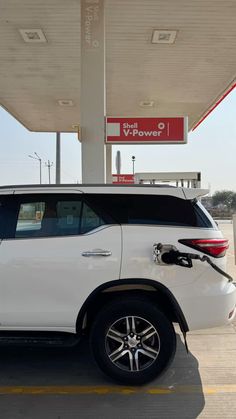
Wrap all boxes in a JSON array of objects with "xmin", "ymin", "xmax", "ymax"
[{"xmin": 105, "ymin": 316, "xmax": 160, "ymax": 372}]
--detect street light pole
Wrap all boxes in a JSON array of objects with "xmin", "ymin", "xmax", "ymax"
[
  {"xmin": 45, "ymin": 160, "xmax": 53, "ymax": 184},
  {"xmin": 34, "ymin": 152, "xmax": 42, "ymax": 184},
  {"xmin": 132, "ymin": 155, "xmax": 136, "ymax": 176},
  {"xmin": 28, "ymin": 152, "xmax": 42, "ymax": 184}
]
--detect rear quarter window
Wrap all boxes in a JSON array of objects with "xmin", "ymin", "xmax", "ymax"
[
  {"xmin": 86, "ymin": 194, "xmax": 213, "ymax": 228},
  {"xmin": 194, "ymin": 201, "xmax": 215, "ymax": 228}
]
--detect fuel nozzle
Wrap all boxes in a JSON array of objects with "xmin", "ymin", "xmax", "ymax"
[
  {"xmin": 162, "ymin": 250, "xmax": 193, "ymax": 268},
  {"xmin": 161, "ymin": 250, "xmax": 185, "ymax": 265},
  {"xmin": 153, "ymin": 243, "xmax": 178, "ymax": 265},
  {"xmin": 153, "ymin": 243, "xmax": 195, "ymax": 268}
]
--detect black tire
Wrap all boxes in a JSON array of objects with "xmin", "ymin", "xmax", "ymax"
[{"xmin": 90, "ymin": 297, "xmax": 176, "ymax": 385}]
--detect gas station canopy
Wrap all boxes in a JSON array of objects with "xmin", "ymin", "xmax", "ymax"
[{"xmin": 0, "ymin": 0, "xmax": 236, "ymax": 133}]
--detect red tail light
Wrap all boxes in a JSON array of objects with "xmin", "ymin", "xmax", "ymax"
[{"xmin": 178, "ymin": 238, "xmax": 229, "ymax": 258}]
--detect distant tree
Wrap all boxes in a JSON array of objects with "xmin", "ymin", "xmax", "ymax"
[
  {"xmin": 231, "ymin": 193, "xmax": 236, "ymax": 211},
  {"xmin": 212, "ymin": 190, "xmax": 236, "ymax": 210}
]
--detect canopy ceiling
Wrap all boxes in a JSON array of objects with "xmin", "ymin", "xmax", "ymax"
[{"xmin": 0, "ymin": 0, "xmax": 235, "ymax": 132}]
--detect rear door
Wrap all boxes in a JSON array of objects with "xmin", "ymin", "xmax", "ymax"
[
  {"xmin": 0, "ymin": 192, "xmax": 121, "ymax": 331},
  {"xmin": 103, "ymin": 193, "xmax": 218, "ymax": 288}
]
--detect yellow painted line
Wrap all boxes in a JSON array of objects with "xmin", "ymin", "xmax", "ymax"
[{"xmin": 0, "ymin": 385, "xmax": 236, "ymax": 395}]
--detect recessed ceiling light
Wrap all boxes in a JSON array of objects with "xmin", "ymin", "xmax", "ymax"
[
  {"xmin": 58, "ymin": 100, "xmax": 74, "ymax": 107},
  {"xmin": 140, "ymin": 100, "xmax": 155, "ymax": 108},
  {"xmin": 19, "ymin": 29, "xmax": 47, "ymax": 43},
  {"xmin": 152, "ymin": 30, "xmax": 177, "ymax": 44}
]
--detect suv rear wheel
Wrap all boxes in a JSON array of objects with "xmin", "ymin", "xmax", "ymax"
[{"xmin": 90, "ymin": 297, "xmax": 176, "ymax": 385}]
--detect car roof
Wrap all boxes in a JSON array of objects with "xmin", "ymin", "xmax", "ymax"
[{"xmin": 0, "ymin": 184, "xmax": 209, "ymax": 200}]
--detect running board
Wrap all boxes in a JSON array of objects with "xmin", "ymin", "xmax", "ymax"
[{"xmin": 0, "ymin": 332, "xmax": 80, "ymax": 347}]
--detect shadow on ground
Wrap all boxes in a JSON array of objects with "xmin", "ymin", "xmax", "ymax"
[{"xmin": 0, "ymin": 335, "xmax": 205, "ymax": 419}]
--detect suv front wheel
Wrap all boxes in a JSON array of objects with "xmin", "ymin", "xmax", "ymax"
[{"xmin": 90, "ymin": 297, "xmax": 176, "ymax": 385}]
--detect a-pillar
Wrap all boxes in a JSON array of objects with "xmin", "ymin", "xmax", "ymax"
[{"xmin": 80, "ymin": 0, "xmax": 107, "ymax": 183}]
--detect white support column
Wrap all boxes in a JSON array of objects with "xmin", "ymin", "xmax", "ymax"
[
  {"xmin": 106, "ymin": 144, "xmax": 112, "ymax": 183},
  {"xmin": 80, "ymin": 0, "xmax": 106, "ymax": 183},
  {"xmin": 56, "ymin": 132, "xmax": 61, "ymax": 184}
]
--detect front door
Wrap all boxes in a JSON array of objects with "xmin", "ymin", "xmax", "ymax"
[{"xmin": 0, "ymin": 192, "xmax": 121, "ymax": 331}]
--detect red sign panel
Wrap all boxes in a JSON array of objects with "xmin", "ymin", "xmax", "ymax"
[
  {"xmin": 106, "ymin": 117, "xmax": 187, "ymax": 144},
  {"xmin": 112, "ymin": 174, "xmax": 134, "ymax": 184}
]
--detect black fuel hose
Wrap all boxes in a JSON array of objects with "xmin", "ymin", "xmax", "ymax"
[{"xmin": 199, "ymin": 255, "xmax": 234, "ymax": 283}]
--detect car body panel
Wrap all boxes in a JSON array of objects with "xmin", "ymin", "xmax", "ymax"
[
  {"xmin": 0, "ymin": 225, "xmax": 121, "ymax": 330},
  {"xmin": 0, "ymin": 184, "xmax": 235, "ymax": 333}
]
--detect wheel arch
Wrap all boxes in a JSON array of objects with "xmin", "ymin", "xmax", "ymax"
[{"xmin": 76, "ymin": 278, "xmax": 189, "ymax": 334}]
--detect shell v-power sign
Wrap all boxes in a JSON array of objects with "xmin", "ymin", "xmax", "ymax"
[{"xmin": 106, "ymin": 117, "xmax": 188, "ymax": 144}]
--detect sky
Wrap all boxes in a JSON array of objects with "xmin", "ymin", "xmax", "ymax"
[{"xmin": 0, "ymin": 88, "xmax": 236, "ymax": 194}]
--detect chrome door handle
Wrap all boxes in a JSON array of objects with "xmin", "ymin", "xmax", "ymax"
[{"xmin": 82, "ymin": 249, "xmax": 112, "ymax": 257}]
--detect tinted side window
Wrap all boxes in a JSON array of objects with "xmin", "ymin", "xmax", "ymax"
[
  {"xmin": 12, "ymin": 194, "xmax": 106, "ymax": 239},
  {"xmin": 0, "ymin": 196, "xmax": 17, "ymax": 239},
  {"xmin": 194, "ymin": 201, "xmax": 214, "ymax": 228},
  {"xmin": 16, "ymin": 202, "xmax": 45, "ymax": 235},
  {"xmin": 0, "ymin": 197, "xmax": 4, "ymax": 237},
  {"xmin": 86, "ymin": 194, "xmax": 209, "ymax": 227},
  {"xmin": 81, "ymin": 202, "xmax": 105, "ymax": 234},
  {"xmin": 15, "ymin": 196, "xmax": 82, "ymax": 238},
  {"xmin": 0, "ymin": 196, "xmax": 6, "ymax": 238}
]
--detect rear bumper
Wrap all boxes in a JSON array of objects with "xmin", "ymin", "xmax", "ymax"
[{"xmin": 173, "ymin": 280, "xmax": 236, "ymax": 331}]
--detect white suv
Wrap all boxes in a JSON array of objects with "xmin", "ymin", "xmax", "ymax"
[{"xmin": 0, "ymin": 184, "xmax": 235, "ymax": 384}]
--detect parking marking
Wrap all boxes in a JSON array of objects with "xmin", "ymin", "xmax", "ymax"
[{"xmin": 0, "ymin": 385, "xmax": 236, "ymax": 395}]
